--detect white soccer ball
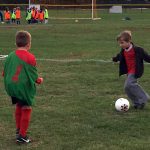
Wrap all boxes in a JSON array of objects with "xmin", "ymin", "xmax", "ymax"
[
  {"xmin": 115, "ymin": 98, "xmax": 130, "ymax": 112},
  {"xmin": 75, "ymin": 19, "xmax": 78, "ymax": 22}
]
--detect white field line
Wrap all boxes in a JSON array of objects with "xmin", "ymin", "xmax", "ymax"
[
  {"xmin": 1, "ymin": 55, "xmax": 150, "ymax": 64},
  {"xmin": 0, "ymin": 55, "xmax": 111, "ymax": 63},
  {"xmin": 36, "ymin": 58, "xmax": 112, "ymax": 63},
  {"xmin": 0, "ymin": 55, "xmax": 8, "ymax": 59}
]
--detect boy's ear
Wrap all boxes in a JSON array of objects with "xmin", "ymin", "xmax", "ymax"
[{"xmin": 26, "ymin": 43, "xmax": 31, "ymax": 50}]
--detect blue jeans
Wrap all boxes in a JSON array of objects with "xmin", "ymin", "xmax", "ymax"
[{"xmin": 124, "ymin": 74, "xmax": 149, "ymax": 106}]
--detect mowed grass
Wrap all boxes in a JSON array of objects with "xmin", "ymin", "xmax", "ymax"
[{"xmin": 0, "ymin": 9, "xmax": 150, "ymax": 150}]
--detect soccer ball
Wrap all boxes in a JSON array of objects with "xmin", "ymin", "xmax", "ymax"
[
  {"xmin": 75, "ymin": 19, "xmax": 78, "ymax": 22},
  {"xmin": 115, "ymin": 98, "xmax": 130, "ymax": 112}
]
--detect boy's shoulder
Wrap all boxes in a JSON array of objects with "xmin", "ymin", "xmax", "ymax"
[
  {"xmin": 133, "ymin": 44, "xmax": 144, "ymax": 52},
  {"xmin": 7, "ymin": 51, "xmax": 15, "ymax": 58},
  {"xmin": 16, "ymin": 50, "xmax": 36, "ymax": 66}
]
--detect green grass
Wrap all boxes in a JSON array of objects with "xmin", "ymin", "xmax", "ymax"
[{"xmin": 0, "ymin": 9, "xmax": 150, "ymax": 150}]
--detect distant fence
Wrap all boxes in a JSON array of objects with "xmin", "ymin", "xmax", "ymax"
[{"xmin": 0, "ymin": 3, "xmax": 150, "ymax": 10}]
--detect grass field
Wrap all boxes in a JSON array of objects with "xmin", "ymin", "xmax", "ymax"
[{"xmin": 0, "ymin": 9, "xmax": 150, "ymax": 150}]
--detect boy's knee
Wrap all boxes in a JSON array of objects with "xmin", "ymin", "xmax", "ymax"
[{"xmin": 124, "ymin": 82, "xmax": 133, "ymax": 91}]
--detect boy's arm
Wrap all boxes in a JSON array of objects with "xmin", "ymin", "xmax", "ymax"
[
  {"xmin": 112, "ymin": 53, "xmax": 120, "ymax": 62},
  {"xmin": 143, "ymin": 50, "xmax": 150, "ymax": 63}
]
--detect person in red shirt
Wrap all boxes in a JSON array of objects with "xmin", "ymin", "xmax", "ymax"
[
  {"xmin": 3, "ymin": 31, "xmax": 43, "ymax": 143},
  {"xmin": 112, "ymin": 30, "xmax": 150, "ymax": 109}
]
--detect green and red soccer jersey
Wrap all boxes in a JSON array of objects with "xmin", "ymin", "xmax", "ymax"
[{"xmin": 4, "ymin": 50, "xmax": 38, "ymax": 106}]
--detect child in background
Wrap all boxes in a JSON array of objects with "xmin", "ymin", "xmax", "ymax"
[
  {"xmin": 0, "ymin": 10, "xmax": 4, "ymax": 23},
  {"xmin": 11, "ymin": 8, "xmax": 16, "ymax": 23},
  {"xmin": 39, "ymin": 8, "xmax": 44, "ymax": 23},
  {"xmin": 26, "ymin": 8, "xmax": 32, "ymax": 24},
  {"xmin": 4, "ymin": 7, "xmax": 11, "ymax": 24},
  {"xmin": 3, "ymin": 30, "xmax": 43, "ymax": 143},
  {"xmin": 16, "ymin": 7, "xmax": 21, "ymax": 24},
  {"xmin": 44, "ymin": 8, "xmax": 49, "ymax": 24},
  {"xmin": 112, "ymin": 30, "xmax": 150, "ymax": 109}
]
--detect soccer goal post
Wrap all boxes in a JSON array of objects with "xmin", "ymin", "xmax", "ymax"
[
  {"xmin": 92, "ymin": 0, "xmax": 100, "ymax": 20},
  {"xmin": 30, "ymin": 0, "xmax": 100, "ymax": 20}
]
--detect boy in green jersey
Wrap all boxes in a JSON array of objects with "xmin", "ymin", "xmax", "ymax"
[{"xmin": 3, "ymin": 30, "xmax": 43, "ymax": 143}]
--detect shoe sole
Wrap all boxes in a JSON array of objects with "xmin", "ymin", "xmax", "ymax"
[{"xmin": 16, "ymin": 139, "xmax": 31, "ymax": 144}]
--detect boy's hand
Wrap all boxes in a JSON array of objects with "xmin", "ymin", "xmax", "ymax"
[
  {"xmin": 112, "ymin": 57, "xmax": 118, "ymax": 62},
  {"xmin": 36, "ymin": 77, "xmax": 43, "ymax": 84}
]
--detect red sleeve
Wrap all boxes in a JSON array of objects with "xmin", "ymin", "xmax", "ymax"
[{"xmin": 16, "ymin": 50, "xmax": 36, "ymax": 66}]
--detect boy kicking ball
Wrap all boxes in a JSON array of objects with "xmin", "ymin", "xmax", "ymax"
[
  {"xmin": 3, "ymin": 30, "xmax": 43, "ymax": 143},
  {"xmin": 113, "ymin": 30, "xmax": 150, "ymax": 109}
]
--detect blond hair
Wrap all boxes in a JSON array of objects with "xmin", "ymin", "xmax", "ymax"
[
  {"xmin": 117, "ymin": 30, "xmax": 132, "ymax": 42},
  {"xmin": 16, "ymin": 30, "xmax": 31, "ymax": 47}
]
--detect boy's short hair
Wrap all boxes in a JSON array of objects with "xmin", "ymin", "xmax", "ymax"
[
  {"xmin": 117, "ymin": 30, "xmax": 132, "ymax": 42},
  {"xmin": 16, "ymin": 31, "xmax": 31, "ymax": 47}
]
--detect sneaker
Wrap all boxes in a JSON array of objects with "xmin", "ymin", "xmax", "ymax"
[
  {"xmin": 134, "ymin": 103, "xmax": 145, "ymax": 110},
  {"xmin": 16, "ymin": 134, "xmax": 31, "ymax": 144},
  {"xmin": 139, "ymin": 103, "xmax": 145, "ymax": 109}
]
